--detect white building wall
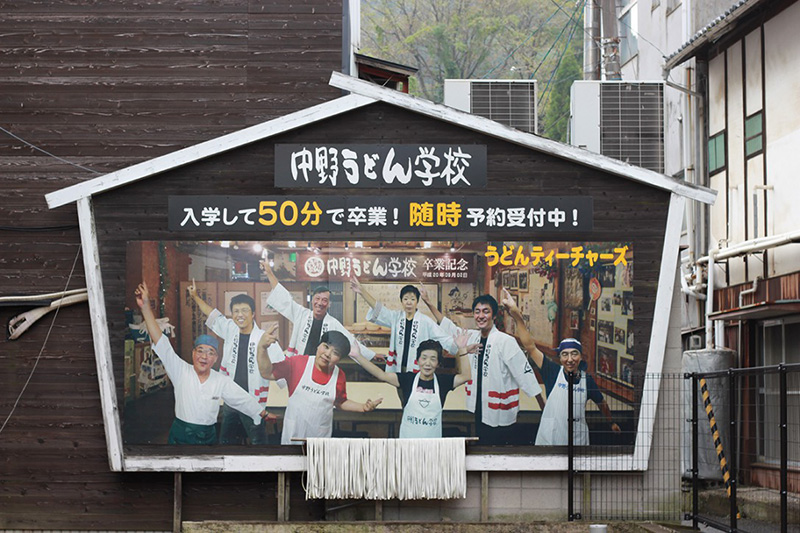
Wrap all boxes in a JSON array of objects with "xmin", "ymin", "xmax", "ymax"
[
  {"xmin": 763, "ymin": 1, "xmax": 800, "ymax": 276},
  {"xmin": 620, "ymin": 0, "xmax": 689, "ymax": 179},
  {"xmin": 744, "ymin": 30, "xmax": 763, "ymax": 114},
  {"xmin": 702, "ymin": 1, "xmax": 800, "ymax": 281},
  {"xmin": 726, "ymin": 42, "xmax": 747, "ymax": 285}
]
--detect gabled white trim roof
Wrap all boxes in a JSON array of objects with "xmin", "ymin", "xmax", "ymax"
[
  {"xmin": 330, "ymin": 72, "xmax": 716, "ymax": 205},
  {"xmin": 45, "ymin": 94, "xmax": 377, "ymax": 209},
  {"xmin": 47, "ymin": 73, "xmax": 716, "ymax": 209}
]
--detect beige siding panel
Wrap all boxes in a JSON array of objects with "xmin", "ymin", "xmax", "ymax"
[
  {"xmin": 746, "ymin": 155, "xmax": 765, "ymax": 242},
  {"xmin": 764, "ymin": 1, "xmax": 800, "ymax": 143},
  {"xmin": 726, "ymin": 41, "xmax": 746, "ymax": 256},
  {"xmin": 764, "ymin": 1, "xmax": 800, "ymax": 276},
  {"xmin": 744, "ymin": 28, "xmax": 763, "ymax": 115},
  {"xmin": 709, "ymin": 171, "xmax": 728, "ymax": 247},
  {"xmin": 708, "ymin": 54, "xmax": 726, "ymax": 134}
]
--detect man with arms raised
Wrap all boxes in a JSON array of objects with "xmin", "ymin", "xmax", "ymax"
[
  {"xmin": 189, "ymin": 281, "xmax": 283, "ymax": 445},
  {"xmin": 136, "ymin": 282, "xmax": 273, "ymax": 445},
  {"xmin": 262, "ymin": 260, "xmax": 375, "ymax": 359},
  {"xmin": 428, "ymin": 294, "xmax": 544, "ymax": 445},
  {"xmin": 501, "ymin": 288, "xmax": 619, "ymax": 445}
]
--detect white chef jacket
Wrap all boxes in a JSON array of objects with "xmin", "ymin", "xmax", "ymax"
[
  {"xmin": 440, "ymin": 317, "xmax": 542, "ymax": 427},
  {"xmin": 206, "ymin": 309, "xmax": 284, "ymax": 404},
  {"xmin": 267, "ymin": 282, "xmax": 375, "ymax": 359},
  {"xmin": 152, "ymin": 336, "xmax": 263, "ymax": 426}
]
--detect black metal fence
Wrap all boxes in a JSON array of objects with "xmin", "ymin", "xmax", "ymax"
[
  {"xmin": 567, "ymin": 372, "xmax": 689, "ymax": 523},
  {"xmin": 686, "ymin": 363, "xmax": 800, "ymax": 533}
]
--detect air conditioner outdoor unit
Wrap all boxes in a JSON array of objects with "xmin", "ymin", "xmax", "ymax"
[
  {"xmin": 444, "ymin": 79, "xmax": 538, "ymax": 134},
  {"xmin": 570, "ymin": 80, "xmax": 665, "ymax": 173}
]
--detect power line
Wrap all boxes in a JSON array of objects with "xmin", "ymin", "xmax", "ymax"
[
  {"xmin": 0, "ymin": 125, "xmax": 101, "ymax": 174},
  {"xmin": 530, "ymin": 0, "xmax": 585, "ymax": 80},
  {"xmin": 539, "ymin": 2, "xmax": 583, "ymax": 107},
  {"xmin": 480, "ymin": 8, "xmax": 563, "ymax": 79},
  {"xmin": 0, "ymin": 244, "xmax": 84, "ymax": 436},
  {"xmin": 0, "ymin": 225, "xmax": 78, "ymax": 232},
  {"xmin": 616, "ymin": 8, "xmax": 669, "ymax": 60}
]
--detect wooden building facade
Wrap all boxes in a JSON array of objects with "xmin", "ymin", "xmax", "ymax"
[
  {"xmin": 1, "ymin": 1, "xmax": 344, "ymax": 529},
  {"xmin": 2, "ymin": 2, "xmax": 714, "ymax": 530}
]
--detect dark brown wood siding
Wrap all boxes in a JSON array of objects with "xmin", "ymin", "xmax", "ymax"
[
  {"xmin": 0, "ymin": 0, "xmax": 342, "ymax": 161},
  {"xmin": 0, "ymin": 0, "xmax": 339, "ymax": 528}
]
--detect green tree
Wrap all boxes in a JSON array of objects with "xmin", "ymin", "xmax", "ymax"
[
  {"xmin": 361, "ymin": 0, "xmax": 581, "ymax": 106},
  {"xmin": 541, "ymin": 44, "xmax": 582, "ymax": 142}
]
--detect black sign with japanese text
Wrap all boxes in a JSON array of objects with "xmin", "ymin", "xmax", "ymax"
[
  {"xmin": 274, "ymin": 144, "xmax": 487, "ymax": 189},
  {"xmin": 168, "ymin": 195, "xmax": 593, "ymax": 233}
]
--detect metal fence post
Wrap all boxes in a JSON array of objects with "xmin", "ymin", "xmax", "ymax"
[
  {"xmin": 729, "ymin": 369, "xmax": 737, "ymax": 532},
  {"xmin": 568, "ymin": 370, "xmax": 575, "ymax": 522},
  {"xmin": 691, "ymin": 372, "xmax": 699, "ymax": 530},
  {"xmin": 779, "ymin": 364, "xmax": 787, "ymax": 533}
]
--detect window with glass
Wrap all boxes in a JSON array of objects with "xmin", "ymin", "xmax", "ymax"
[
  {"xmin": 756, "ymin": 318, "xmax": 800, "ymax": 466},
  {"xmin": 745, "ymin": 111, "xmax": 764, "ymax": 157},
  {"xmin": 707, "ymin": 131, "xmax": 726, "ymax": 174}
]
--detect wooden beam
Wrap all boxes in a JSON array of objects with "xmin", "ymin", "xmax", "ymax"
[
  {"xmin": 77, "ymin": 197, "xmax": 124, "ymax": 471},
  {"xmin": 277, "ymin": 472, "xmax": 286, "ymax": 522},
  {"xmin": 480, "ymin": 471, "xmax": 489, "ymax": 522},
  {"xmin": 173, "ymin": 472, "xmax": 182, "ymax": 533}
]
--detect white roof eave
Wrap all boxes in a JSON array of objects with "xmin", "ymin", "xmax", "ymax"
[
  {"xmin": 45, "ymin": 94, "xmax": 377, "ymax": 209},
  {"xmin": 46, "ymin": 72, "xmax": 717, "ymax": 209},
  {"xmin": 330, "ymin": 72, "xmax": 717, "ymax": 206}
]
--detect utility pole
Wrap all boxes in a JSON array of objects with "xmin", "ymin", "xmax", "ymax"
[
  {"xmin": 601, "ymin": 0, "xmax": 621, "ymax": 80},
  {"xmin": 583, "ymin": 0, "xmax": 601, "ymax": 80}
]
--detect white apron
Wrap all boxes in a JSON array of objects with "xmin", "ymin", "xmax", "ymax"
[
  {"xmin": 281, "ymin": 357, "xmax": 339, "ymax": 445},
  {"xmin": 535, "ymin": 368, "xmax": 589, "ymax": 446},
  {"xmin": 398, "ymin": 373, "xmax": 443, "ymax": 439}
]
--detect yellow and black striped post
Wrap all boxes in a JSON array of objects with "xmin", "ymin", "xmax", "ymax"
[{"xmin": 699, "ymin": 377, "xmax": 742, "ymax": 519}]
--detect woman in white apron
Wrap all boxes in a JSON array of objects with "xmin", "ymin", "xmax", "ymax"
[
  {"xmin": 256, "ymin": 330, "xmax": 383, "ymax": 445},
  {"xmin": 399, "ymin": 371, "xmax": 444, "ymax": 438},
  {"xmin": 349, "ymin": 335, "xmax": 477, "ymax": 438}
]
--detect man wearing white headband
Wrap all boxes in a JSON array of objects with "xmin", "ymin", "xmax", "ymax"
[{"xmin": 502, "ymin": 289, "xmax": 619, "ymax": 446}]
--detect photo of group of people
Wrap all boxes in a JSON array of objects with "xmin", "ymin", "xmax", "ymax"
[{"xmin": 122, "ymin": 240, "xmax": 637, "ymax": 448}]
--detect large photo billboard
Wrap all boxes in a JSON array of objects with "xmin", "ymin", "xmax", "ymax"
[{"xmin": 122, "ymin": 240, "xmax": 637, "ymax": 449}]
